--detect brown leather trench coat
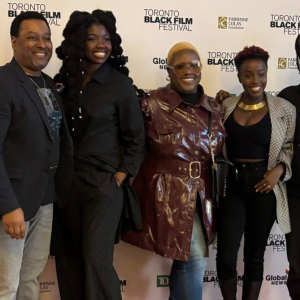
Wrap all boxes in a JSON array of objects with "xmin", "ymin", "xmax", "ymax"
[{"xmin": 122, "ymin": 85, "xmax": 226, "ymax": 261}]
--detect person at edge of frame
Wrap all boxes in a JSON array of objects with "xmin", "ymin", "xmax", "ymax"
[
  {"xmin": 122, "ymin": 42, "xmax": 227, "ymax": 300},
  {"xmin": 50, "ymin": 9, "xmax": 144, "ymax": 300},
  {"xmin": 215, "ymin": 46, "xmax": 296, "ymax": 300},
  {"xmin": 0, "ymin": 11, "xmax": 73, "ymax": 300}
]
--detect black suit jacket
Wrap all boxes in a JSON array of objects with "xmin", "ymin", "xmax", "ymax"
[{"xmin": 0, "ymin": 58, "xmax": 73, "ymax": 221}]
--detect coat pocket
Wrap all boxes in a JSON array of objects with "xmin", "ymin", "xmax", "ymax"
[
  {"xmin": 5, "ymin": 167, "xmax": 23, "ymax": 179},
  {"xmin": 157, "ymin": 124, "xmax": 182, "ymax": 145}
]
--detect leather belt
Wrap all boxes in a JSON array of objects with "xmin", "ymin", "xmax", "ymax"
[{"xmin": 145, "ymin": 154, "xmax": 210, "ymax": 179}]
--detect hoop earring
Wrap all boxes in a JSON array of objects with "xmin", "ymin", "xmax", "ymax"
[{"xmin": 166, "ymin": 75, "xmax": 170, "ymax": 81}]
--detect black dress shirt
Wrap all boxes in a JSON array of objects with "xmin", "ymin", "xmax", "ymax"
[
  {"xmin": 68, "ymin": 62, "xmax": 144, "ymax": 177},
  {"xmin": 278, "ymin": 85, "xmax": 300, "ymax": 188}
]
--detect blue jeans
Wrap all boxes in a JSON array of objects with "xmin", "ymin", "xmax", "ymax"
[
  {"xmin": 0, "ymin": 203, "xmax": 53, "ymax": 300},
  {"xmin": 169, "ymin": 211, "xmax": 207, "ymax": 300}
]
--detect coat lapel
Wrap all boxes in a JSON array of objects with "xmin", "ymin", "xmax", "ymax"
[
  {"xmin": 265, "ymin": 92, "xmax": 287, "ymax": 170},
  {"xmin": 9, "ymin": 58, "xmax": 52, "ymax": 139}
]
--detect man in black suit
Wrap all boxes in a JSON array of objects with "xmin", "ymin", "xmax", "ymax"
[
  {"xmin": 0, "ymin": 12, "xmax": 72, "ymax": 300},
  {"xmin": 277, "ymin": 34, "xmax": 300, "ymax": 300}
]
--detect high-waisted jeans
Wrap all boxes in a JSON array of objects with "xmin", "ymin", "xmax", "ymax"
[
  {"xmin": 169, "ymin": 211, "xmax": 207, "ymax": 300},
  {"xmin": 217, "ymin": 161, "xmax": 276, "ymax": 281}
]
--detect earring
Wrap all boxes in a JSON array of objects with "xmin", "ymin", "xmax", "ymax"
[{"xmin": 166, "ymin": 75, "xmax": 170, "ymax": 81}]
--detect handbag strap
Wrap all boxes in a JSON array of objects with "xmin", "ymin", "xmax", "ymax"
[{"xmin": 208, "ymin": 112, "xmax": 217, "ymax": 170}]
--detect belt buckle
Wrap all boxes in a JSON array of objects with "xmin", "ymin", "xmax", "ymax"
[{"xmin": 189, "ymin": 161, "xmax": 201, "ymax": 179}]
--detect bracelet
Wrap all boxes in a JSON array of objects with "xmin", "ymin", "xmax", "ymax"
[{"xmin": 114, "ymin": 176, "xmax": 122, "ymax": 186}]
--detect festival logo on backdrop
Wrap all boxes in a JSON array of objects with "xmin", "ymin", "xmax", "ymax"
[
  {"xmin": 153, "ymin": 57, "xmax": 168, "ymax": 70},
  {"xmin": 206, "ymin": 51, "xmax": 237, "ymax": 72},
  {"xmin": 7, "ymin": 2, "xmax": 61, "ymax": 26},
  {"xmin": 278, "ymin": 57, "xmax": 298, "ymax": 70},
  {"xmin": 157, "ymin": 275, "xmax": 169, "ymax": 287},
  {"xmin": 218, "ymin": 16, "xmax": 248, "ymax": 29},
  {"xmin": 39, "ymin": 256, "xmax": 58, "ymax": 294},
  {"xmin": 266, "ymin": 233, "xmax": 286, "ymax": 252},
  {"xmin": 270, "ymin": 14, "xmax": 300, "ymax": 35},
  {"xmin": 144, "ymin": 9, "xmax": 193, "ymax": 31},
  {"xmin": 203, "ymin": 270, "xmax": 243, "ymax": 288}
]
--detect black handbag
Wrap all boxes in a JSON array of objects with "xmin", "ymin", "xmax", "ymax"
[{"xmin": 207, "ymin": 112, "xmax": 236, "ymax": 206}]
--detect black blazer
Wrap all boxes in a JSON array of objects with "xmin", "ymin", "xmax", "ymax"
[{"xmin": 0, "ymin": 58, "xmax": 73, "ymax": 221}]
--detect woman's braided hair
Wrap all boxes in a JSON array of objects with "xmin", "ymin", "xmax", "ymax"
[{"xmin": 55, "ymin": 9, "xmax": 145, "ymax": 116}]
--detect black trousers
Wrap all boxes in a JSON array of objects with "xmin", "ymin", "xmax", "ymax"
[
  {"xmin": 286, "ymin": 182, "xmax": 300, "ymax": 300},
  {"xmin": 217, "ymin": 161, "xmax": 276, "ymax": 281},
  {"xmin": 52, "ymin": 160, "xmax": 124, "ymax": 300}
]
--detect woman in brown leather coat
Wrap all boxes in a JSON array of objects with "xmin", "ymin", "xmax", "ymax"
[{"xmin": 123, "ymin": 42, "xmax": 226, "ymax": 300}]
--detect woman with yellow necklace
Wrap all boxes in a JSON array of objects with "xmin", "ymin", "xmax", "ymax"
[{"xmin": 216, "ymin": 46, "xmax": 296, "ymax": 300}]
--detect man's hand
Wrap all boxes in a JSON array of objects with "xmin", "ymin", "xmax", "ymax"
[
  {"xmin": 216, "ymin": 90, "xmax": 231, "ymax": 102},
  {"xmin": 2, "ymin": 208, "xmax": 26, "ymax": 239}
]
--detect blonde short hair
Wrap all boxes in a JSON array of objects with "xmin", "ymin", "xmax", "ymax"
[{"xmin": 167, "ymin": 42, "xmax": 202, "ymax": 66}]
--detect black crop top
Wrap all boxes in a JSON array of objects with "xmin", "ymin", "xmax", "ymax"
[{"xmin": 225, "ymin": 112, "xmax": 271, "ymax": 159}]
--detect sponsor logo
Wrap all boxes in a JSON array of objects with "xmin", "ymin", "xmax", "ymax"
[
  {"xmin": 218, "ymin": 16, "xmax": 248, "ymax": 30},
  {"xmin": 39, "ymin": 281, "xmax": 56, "ymax": 293},
  {"xmin": 203, "ymin": 270, "xmax": 243, "ymax": 288},
  {"xmin": 278, "ymin": 57, "xmax": 297, "ymax": 70},
  {"xmin": 144, "ymin": 9, "xmax": 193, "ymax": 31},
  {"xmin": 266, "ymin": 273, "xmax": 288, "ymax": 285},
  {"xmin": 278, "ymin": 58, "xmax": 287, "ymax": 69},
  {"xmin": 157, "ymin": 275, "xmax": 169, "ymax": 287},
  {"xmin": 218, "ymin": 17, "xmax": 227, "ymax": 29},
  {"xmin": 7, "ymin": 2, "xmax": 61, "ymax": 26},
  {"xmin": 120, "ymin": 280, "xmax": 126, "ymax": 292},
  {"xmin": 207, "ymin": 51, "xmax": 237, "ymax": 72},
  {"xmin": 270, "ymin": 14, "xmax": 300, "ymax": 35},
  {"xmin": 153, "ymin": 57, "xmax": 168, "ymax": 70},
  {"xmin": 266, "ymin": 233, "xmax": 286, "ymax": 251}
]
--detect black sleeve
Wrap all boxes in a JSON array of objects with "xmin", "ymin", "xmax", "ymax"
[
  {"xmin": 0, "ymin": 79, "xmax": 21, "ymax": 217},
  {"xmin": 117, "ymin": 83, "xmax": 144, "ymax": 177}
]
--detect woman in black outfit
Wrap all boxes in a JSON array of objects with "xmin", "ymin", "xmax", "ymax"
[
  {"xmin": 51, "ymin": 10, "xmax": 144, "ymax": 300},
  {"xmin": 216, "ymin": 46, "xmax": 296, "ymax": 300}
]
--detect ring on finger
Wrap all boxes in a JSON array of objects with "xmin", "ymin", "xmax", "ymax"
[
  {"xmin": 267, "ymin": 185, "xmax": 271, "ymax": 188},
  {"xmin": 263, "ymin": 183, "xmax": 266, "ymax": 187}
]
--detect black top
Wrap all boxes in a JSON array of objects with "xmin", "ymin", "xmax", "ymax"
[
  {"xmin": 225, "ymin": 112, "xmax": 271, "ymax": 159},
  {"xmin": 67, "ymin": 62, "xmax": 144, "ymax": 177},
  {"xmin": 28, "ymin": 75, "xmax": 61, "ymax": 206},
  {"xmin": 177, "ymin": 88, "xmax": 201, "ymax": 105},
  {"xmin": 278, "ymin": 85, "xmax": 300, "ymax": 187}
]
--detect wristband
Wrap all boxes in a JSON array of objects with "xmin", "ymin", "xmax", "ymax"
[{"xmin": 114, "ymin": 176, "xmax": 122, "ymax": 186}]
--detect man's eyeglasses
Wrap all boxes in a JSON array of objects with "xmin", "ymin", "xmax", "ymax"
[{"xmin": 167, "ymin": 60, "xmax": 201, "ymax": 76}]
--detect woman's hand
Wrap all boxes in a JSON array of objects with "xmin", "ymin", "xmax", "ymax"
[
  {"xmin": 215, "ymin": 90, "xmax": 231, "ymax": 102},
  {"xmin": 114, "ymin": 172, "xmax": 127, "ymax": 187},
  {"xmin": 254, "ymin": 163, "xmax": 285, "ymax": 193}
]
